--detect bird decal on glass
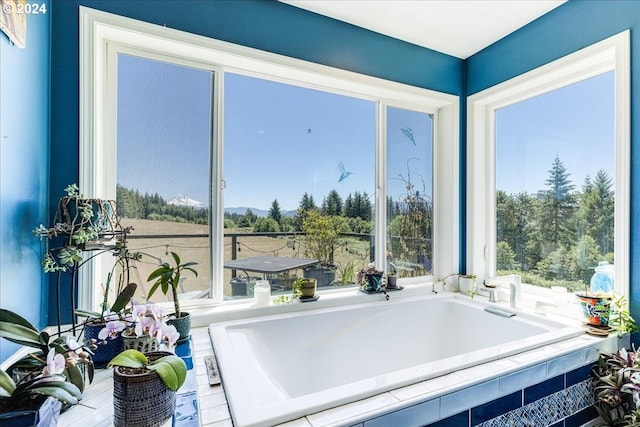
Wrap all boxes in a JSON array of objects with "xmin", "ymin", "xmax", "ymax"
[
  {"xmin": 338, "ymin": 161, "xmax": 352, "ymax": 182},
  {"xmin": 401, "ymin": 127, "xmax": 416, "ymax": 145}
]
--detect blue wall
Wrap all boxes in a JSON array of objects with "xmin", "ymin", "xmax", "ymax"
[
  {"xmin": 0, "ymin": 3, "xmax": 51, "ymax": 361},
  {"xmin": 466, "ymin": 0, "xmax": 640, "ymax": 334}
]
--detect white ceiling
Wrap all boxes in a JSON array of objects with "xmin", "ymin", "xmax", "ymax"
[{"xmin": 282, "ymin": 0, "xmax": 566, "ymax": 59}]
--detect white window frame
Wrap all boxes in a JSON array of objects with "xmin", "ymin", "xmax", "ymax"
[
  {"xmin": 467, "ymin": 31, "xmax": 630, "ymax": 305},
  {"xmin": 79, "ymin": 7, "xmax": 459, "ymax": 310}
]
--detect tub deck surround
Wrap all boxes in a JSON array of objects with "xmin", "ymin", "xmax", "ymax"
[
  {"xmin": 57, "ymin": 328, "xmax": 233, "ymax": 426},
  {"xmin": 208, "ymin": 293, "xmax": 590, "ymax": 427}
]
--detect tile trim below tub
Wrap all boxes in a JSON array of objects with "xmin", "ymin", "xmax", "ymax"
[{"xmin": 206, "ymin": 329, "xmax": 624, "ymax": 427}]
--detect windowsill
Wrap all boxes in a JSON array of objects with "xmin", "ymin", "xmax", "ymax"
[
  {"xmin": 185, "ymin": 281, "xmax": 441, "ymax": 327},
  {"xmin": 183, "ymin": 278, "xmax": 587, "ymax": 330}
]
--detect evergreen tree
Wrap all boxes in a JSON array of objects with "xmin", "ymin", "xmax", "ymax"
[
  {"xmin": 579, "ymin": 170, "xmax": 614, "ymax": 255},
  {"xmin": 269, "ymin": 199, "xmax": 282, "ymax": 225},
  {"xmin": 322, "ymin": 190, "xmax": 343, "ymax": 216},
  {"xmin": 538, "ymin": 155, "xmax": 577, "ymax": 251}
]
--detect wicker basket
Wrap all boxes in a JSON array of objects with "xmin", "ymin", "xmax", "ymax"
[
  {"xmin": 112, "ymin": 352, "xmax": 176, "ymax": 427},
  {"xmin": 122, "ymin": 334, "xmax": 159, "ymax": 353}
]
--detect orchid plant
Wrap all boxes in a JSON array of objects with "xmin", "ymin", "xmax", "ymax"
[
  {"xmin": 120, "ymin": 303, "xmax": 180, "ymax": 350},
  {"xmin": 0, "ymin": 309, "xmax": 92, "ymax": 413},
  {"xmin": 0, "ymin": 348, "xmax": 83, "ymax": 413}
]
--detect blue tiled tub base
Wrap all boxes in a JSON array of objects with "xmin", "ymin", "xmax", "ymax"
[{"xmin": 477, "ymin": 379, "xmax": 594, "ymax": 427}]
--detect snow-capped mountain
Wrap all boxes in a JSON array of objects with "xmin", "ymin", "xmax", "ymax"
[{"xmin": 167, "ymin": 194, "xmax": 206, "ymax": 208}]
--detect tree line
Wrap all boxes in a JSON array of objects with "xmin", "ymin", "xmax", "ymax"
[
  {"xmin": 497, "ymin": 155, "xmax": 614, "ymax": 290},
  {"xmin": 228, "ymin": 190, "xmax": 375, "ymax": 235},
  {"xmin": 116, "ymin": 185, "xmax": 208, "ymax": 224}
]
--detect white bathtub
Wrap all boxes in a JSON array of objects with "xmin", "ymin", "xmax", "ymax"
[{"xmin": 208, "ymin": 293, "xmax": 584, "ymax": 427}]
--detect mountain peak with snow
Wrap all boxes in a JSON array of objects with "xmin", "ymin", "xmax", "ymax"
[{"xmin": 167, "ymin": 194, "xmax": 206, "ymax": 209}]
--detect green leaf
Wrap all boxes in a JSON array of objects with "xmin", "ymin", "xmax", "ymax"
[
  {"xmin": 147, "ymin": 265, "xmax": 169, "ymax": 281},
  {"xmin": 108, "ymin": 349, "xmax": 148, "ymax": 368},
  {"xmin": 0, "ymin": 322, "xmax": 44, "ymax": 348},
  {"xmin": 147, "ymin": 280, "xmax": 162, "ymax": 299},
  {"xmin": 75, "ymin": 309, "xmax": 102, "ymax": 319},
  {"xmin": 0, "ymin": 369, "xmax": 16, "ymax": 396},
  {"xmin": 0, "ymin": 309, "xmax": 38, "ymax": 332},
  {"xmin": 65, "ymin": 364, "xmax": 85, "ymax": 393},
  {"xmin": 111, "ymin": 282, "xmax": 137, "ymax": 313},
  {"xmin": 32, "ymin": 383, "xmax": 81, "ymax": 406},
  {"xmin": 148, "ymin": 355, "xmax": 187, "ymax": 392},
  {"xmin": 170, "ymin": 252, "xmax": 180, "ymax": 265}
]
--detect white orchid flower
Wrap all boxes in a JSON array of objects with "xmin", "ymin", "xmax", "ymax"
[
  {"xmin": 98, "ymin": 320, "xmax": 127, "ymax": 340},
  {"xmin": 43, "ymin": 349, "xmax": 66, "ymax": 376}
]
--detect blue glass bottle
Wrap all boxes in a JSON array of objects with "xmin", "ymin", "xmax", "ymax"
[{"xmin": 590, "ymin": 261, "xmax": 614, "ymax": 293}]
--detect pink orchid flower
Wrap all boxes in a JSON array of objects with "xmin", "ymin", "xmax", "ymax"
[
  {"xmin": 159, "ymin": 323, "xmax": 180, "ymax": 348},
  {"xmin": 134, "ymin": 316, "xmax": 157, "ymax": 337},
  {"xmin": 98, "ymin": 320, "xmax": 127, "ymax": 340},
  {"xmin": 43, "ymin": 349, "xmax": 66, "ymax": 376}
]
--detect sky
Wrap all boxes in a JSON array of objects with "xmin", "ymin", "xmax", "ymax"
[
  {"xmin": 117, "ymin": 54, "xmax": 613, "ymax": 212},
  {"xmin": 496, "ymin": 71, "xmax": 614, "ymax": 195}
]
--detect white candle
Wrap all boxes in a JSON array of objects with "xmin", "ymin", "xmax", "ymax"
[{"xmin": 254, "ymin": 280, "xmax": 271, "ymax": 307}]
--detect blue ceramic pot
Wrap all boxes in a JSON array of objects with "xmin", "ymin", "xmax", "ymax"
[{"xmin": 83, "ymin": 322, "xmax": 124, "ymax": 367}]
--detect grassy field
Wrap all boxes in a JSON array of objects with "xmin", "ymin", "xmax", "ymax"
[{"xmin": 118, "ymin": 218, "xmax": 373, "ymax": 302}]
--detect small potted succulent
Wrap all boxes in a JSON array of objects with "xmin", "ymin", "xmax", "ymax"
[
  {"xmin": 147, "ymin": 252, "xmax": 198, "ymax": 344},
  {"xmin": 108, "ymin": 349, "xmax": 187, "ymax": 427},
  {"xmin": 292, "ymin": 277, "xmax": 317, "ymax": 300},
  {"xmin": 357, "ymin": 263, "xmax": 384, "ymax": 293}
]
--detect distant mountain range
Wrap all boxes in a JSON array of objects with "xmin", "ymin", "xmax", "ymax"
[{"xmin": 166, "ymin": 195, "xmax": 297, "ymax": 217}]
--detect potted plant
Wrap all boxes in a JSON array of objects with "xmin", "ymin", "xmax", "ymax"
[
  {"xmin": 147, "ymin": 252, "xmax": 198, "ymax": 344},
  {"xmin": 576, "ymin": 290, "xmax": 612, "ymax": 328},
  {"xmin": 292, "ymin": 277, "xmax": 317, "ymax": 300},
  {"xmin": 301, "ymin": 210, "xmax": 339, "ymax": 288},
  {"xmin": 592, "ymin": 347, "xmax": 640, "ymax": 425},
  {"xmin": 33, "ymin": 184, "xmax": 130, "ymax": 335},
  {"xmin": 0, "ymin": 357, "xmax": 83, "ymax": 426},
  {"xmin": 0, "ymin": 309, "xmax": 93, "ymax": 426},
  {"xmin": 108, "ymin": 349, "xmax": 187, "ymax": 427},
  {"xmin": 0, "ymin": 309, "xmax": 93, "ymax": 395},
  {"xmin": 576, "ymin": 262, "xmax": 617, "ymax": 328},
  {"xmin": 121, "ymin": 303, "xmax": 180, "ymax": 353},
  {"xmin": 357, "ymin": 263, "xmax": 384, "ymax": 293},
  {"xmin": 458, "ymin": 274, "xmax": 477, "ymax": 294},
  {"xmin": 76, "ymin": 281, "xmax": 137, "ymax": 367}
]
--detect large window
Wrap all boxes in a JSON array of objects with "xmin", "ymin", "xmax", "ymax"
[
  {"xmin": 495, "ymin": 72, "xmax": 614, "ymax": 292},
  {"xmin": 116, "ymin": 54, "xmax": 212, "ymax": 302},
  {"xmin": 79, "ymin": 7, "xmax": 459, "ymax": 308},
  {"xmin": 468, "ymin": 31, "xmax": 630, "ymax": 307}
]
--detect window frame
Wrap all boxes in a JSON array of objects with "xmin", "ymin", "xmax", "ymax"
[
  {"xmin": 79, "ymin": 6, "xmax": 459, "ymax": 310},
  {"xmin": 467, "ymin": 31, "xmax": 630, "ymax": 302}
]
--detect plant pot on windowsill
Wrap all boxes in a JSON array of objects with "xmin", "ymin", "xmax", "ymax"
[
  {"xmin": 83, "ymin": 321, "xmax": 124, "ymax": 368},
  {"xmin": 167, "ymin": 312, "xmax": 191, "ymax": 345},
  {"xmin": 146, "ymin": 252, "xmax": 198, "ymax": 346},
  {"xmin": 110, "ymin": 350, "xmax": 187, "ymax": 427},
  {"xmin": 0, "ymin": 395, "xmax": 63, "ymax": 427},
  {"xmin": 293, "ymin": 278, "xmax": 317, "ymax": 300},
  {"xmin": 575, "ymin": 292, "xmax": 612, "ymax": 327}
]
